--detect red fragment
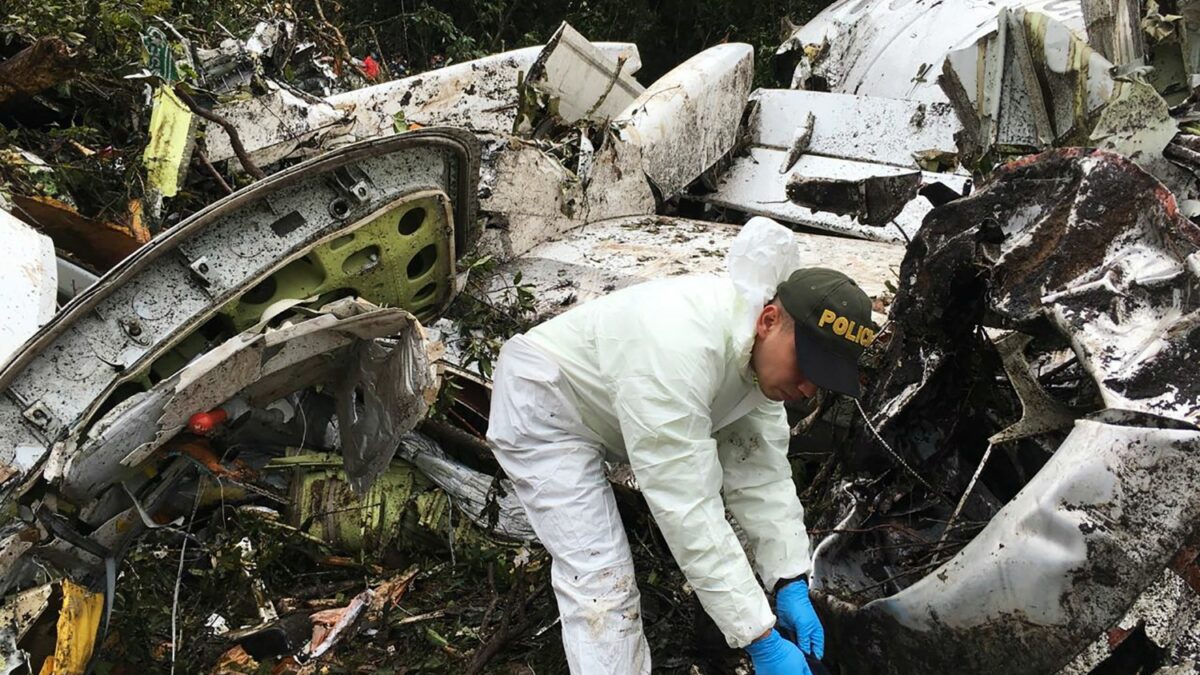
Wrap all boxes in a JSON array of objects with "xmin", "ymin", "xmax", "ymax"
[
  {"xmin": 363, "ymin": 55, "xmax": 380, "ymax": 80},
  {"xmin": 1106, "ymin": 625, "xmax": 1134, "ymax": 649},
  {"xmin": 187, "ymin": 408, "xmax": 229, "ymax": 435}
]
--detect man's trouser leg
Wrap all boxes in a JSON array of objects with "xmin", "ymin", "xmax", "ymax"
[{"xmin": 487, "ymin": 336, "xmax": 650, "ymax": 675}]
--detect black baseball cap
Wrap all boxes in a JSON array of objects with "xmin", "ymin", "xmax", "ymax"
[{"xmin": 776, "ymin": 268, "xmax": 877, "ymax": 398}]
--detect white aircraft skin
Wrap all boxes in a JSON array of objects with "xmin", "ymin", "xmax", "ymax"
[{"xmin": 783, "ymin": 0, "xmax": 1086, "ymax": 103}]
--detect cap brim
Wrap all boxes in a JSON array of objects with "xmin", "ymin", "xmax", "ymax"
[{"xmin": 794, "ymin": 327, "xmax": 862, "ymax": 398}]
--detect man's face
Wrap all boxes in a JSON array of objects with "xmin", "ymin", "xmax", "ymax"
[{"xmin": 751, "ymin": 303, "xmax": 819, "ymax": 402}]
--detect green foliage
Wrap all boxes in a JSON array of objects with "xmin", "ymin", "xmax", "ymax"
[
  {"xmin": 2, "ymin": 0, "xmax": 260, "ymax": 77},
  {"xmin": 96, "ymin": 497, "xmax": 552, "ymax": 672},
  {"xmin": 447, "ymin": 253, "xmax": 539, "ymax": 379},
  {"xmin": 1, "ymin": 0, "xmax": 833, "ymax": 221},
  {"xmin": 98, "ymin": 514, "xmax": 280, "ymax": 668},
  {"xmin": 0, "ymin": 0, "xmax": 263, "ymax": 219},
  {"xmin": 334, "ymin": 0, "xmax": 830, "ymax": 86}
]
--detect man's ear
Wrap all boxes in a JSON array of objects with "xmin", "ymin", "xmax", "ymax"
[{"xmin": 756, "ymin": 303, "xmax": 777, "ymax": 336}]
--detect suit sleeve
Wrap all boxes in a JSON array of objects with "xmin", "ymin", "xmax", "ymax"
[
  {"xmin": 611, "ymin": 349, "xmax": 776, "ymax": 648},
  {"xmin": 715, "ymin": 401, "xmax": 811, "ymax": 591}
]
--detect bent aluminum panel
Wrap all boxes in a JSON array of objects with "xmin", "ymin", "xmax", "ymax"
[
  {"xmin": 817, "ymin": 420, "xmax": 1200, "ymax": 674},
  {"xmin": 0, "ymin": 129, "xmax": 478, "ymax": 497}
]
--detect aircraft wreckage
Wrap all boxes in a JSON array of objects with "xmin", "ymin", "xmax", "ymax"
[{"xmin": 0, "ymin": 0, "xmax": 1199, "ymax": 672}]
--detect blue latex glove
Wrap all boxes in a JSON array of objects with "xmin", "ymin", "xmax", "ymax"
[
  {"xmin": 746, "ymin": 629, "xmax": 813, "ymax": 675},
  {"xmin": 776, "ymin": 579, "xmax": 825, "ymax": 658}
]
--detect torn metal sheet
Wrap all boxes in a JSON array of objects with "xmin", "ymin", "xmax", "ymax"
[
  {"xmin": 0, "ymin": 629, "xmax": 25, "ymax": 675},
  {"xmin": 305, "ymin": 589, "xmax": 371, "ymax": 660},
  {"xmin": 525, "ymin": 22, "xmax": 645, "ymax": 125},
  {"xmin": 0, "ymin": 584, "xmax": 51, "ymax": 651},
  {"xmin": 0, "ymin": 211, "xmax": 56, "ymax": 367},
  {"xmin": 785, "ymin": 164, "xmax": 922, "ymax": 228},
  {"xmin": 986, "ymin": 332, "xmax": 1078, "ymax": 444},
  {"xmin": 704, "ymin": 88, "xmax": 968, "ymax": 241},
  {"xmin": 862, "ymin": 148, "xmax": 1199, "ymax": 445},
  {"xmin": 1177, "ymin": 1, "xmax": 1200, "ymax": 92},
  {"xmin": 477, "ymin": 133, "xmax": 656, "ymax": 260},
  {"xmin": 705, "ymin": 147, "xmax": 968, "ymax": 242},
  {"xmin": 0, "ymin": 528, "xmax": 39, "ymax": 599},
  {"xmin": 79, "ymin": 458, "xmax": 190, "ymax": 577},
  {"xmin": 477, "ymin": 140, "xmax": 582, "ymax": 253},
  {"xmin": 1090, "ymin": 76, "xmax": 1187, "ymax": 192},
  {"xmin": 45, "ymin": 580, "xmax": 103, "ymax": 675},
  {"xmin": 819, "ymin": 148, "xmax": 1200, "ymax": 673},
  {"xmin": 614, "ymin": 42, "xmax": 753, "ymax": 199},
  {"xmin": 777, "ymin": 0, "xmax": 1087, "ymax": 104},
  {"xmin": 939, "ymin": 8, "xmax": 1116, "ymax": 165},
  {"xmin": 234, "ymin": 537, "xmax": 278, "ymax": 625},
  {"xmin": 58, "ymin": 300, "xmax": 423, "ymax": 502},
  {"xmin": 744, "ymin": 89, "xmax": 963, "ymax": 171},
  {"xmin": 196, "ymin": 20, "xmax": 295, "ymax": 90},
  {"xmin": 1165, "ymin": 133, "xmax": 1200, "ymax": 188},
  {"xmin": 990, "ymin": 153, "xmax": 1197, "ymax": 425},
  {"xmin": 487, "ymin": 215, "xmax": 904, "ymax": 322},
  {"xmin": 333, "ymin": 328, "xmax": 437, "ymax": 495},
  {"xmin": 1082, "ymin": 0, "xmax": 1146, "ymax": 66},
  {"xmin": 394, "ymin": 432, "xmax": 536, "ymax": 542},
  {"xmin": 0, "ymin": 129, "xmax": 477, "ymax": 505},
  {"xmin": 206, "ymin": 80, "xmax": 353, "ymax": 168},
  {"xmin": 818, "ymin": 420, "xmax": 1200, "ymax": 675},
  {"xmin": 327, "ymin": 42, "xmax": 640, "ymax": 141},
  {"xmin": 1061, "ymin": 555, "xmax": 1200, "ymax": 673},
  {"xmin": 1135, "ymin": 0, "xmax": 1200, "ymax": 101},
  {"xmin": 581, "ymin": 135, "xmax": 657, "ymax": 221},
  {"xmin": 0, "ymin": 634, "xmax": 22, "ymax": 667},
  {"xmin": 365, "ymin": 568, "xmax": 418, "ymax": 622}
]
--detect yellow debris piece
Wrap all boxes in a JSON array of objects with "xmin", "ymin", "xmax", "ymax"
[
  {"xmin": 142, "ymin": 85, "xmax": 197, "ymax": 198},
  {"xmin": 43, "ymin": 580, "xmax": 103, "ymax": 675}
]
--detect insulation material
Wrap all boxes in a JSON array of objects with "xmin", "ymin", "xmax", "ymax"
[
  {"xmin": 334, "ymin": 326, "xmax": 436, "ymax": 495},
  {"xmin": 395, "ymin": 432, "xmax": 536, "ymax": 542}
]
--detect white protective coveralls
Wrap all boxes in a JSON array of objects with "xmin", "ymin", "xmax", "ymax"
[{"xmin": 486, "ymin": 218, "xmax": 813, "ymax": 672}]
